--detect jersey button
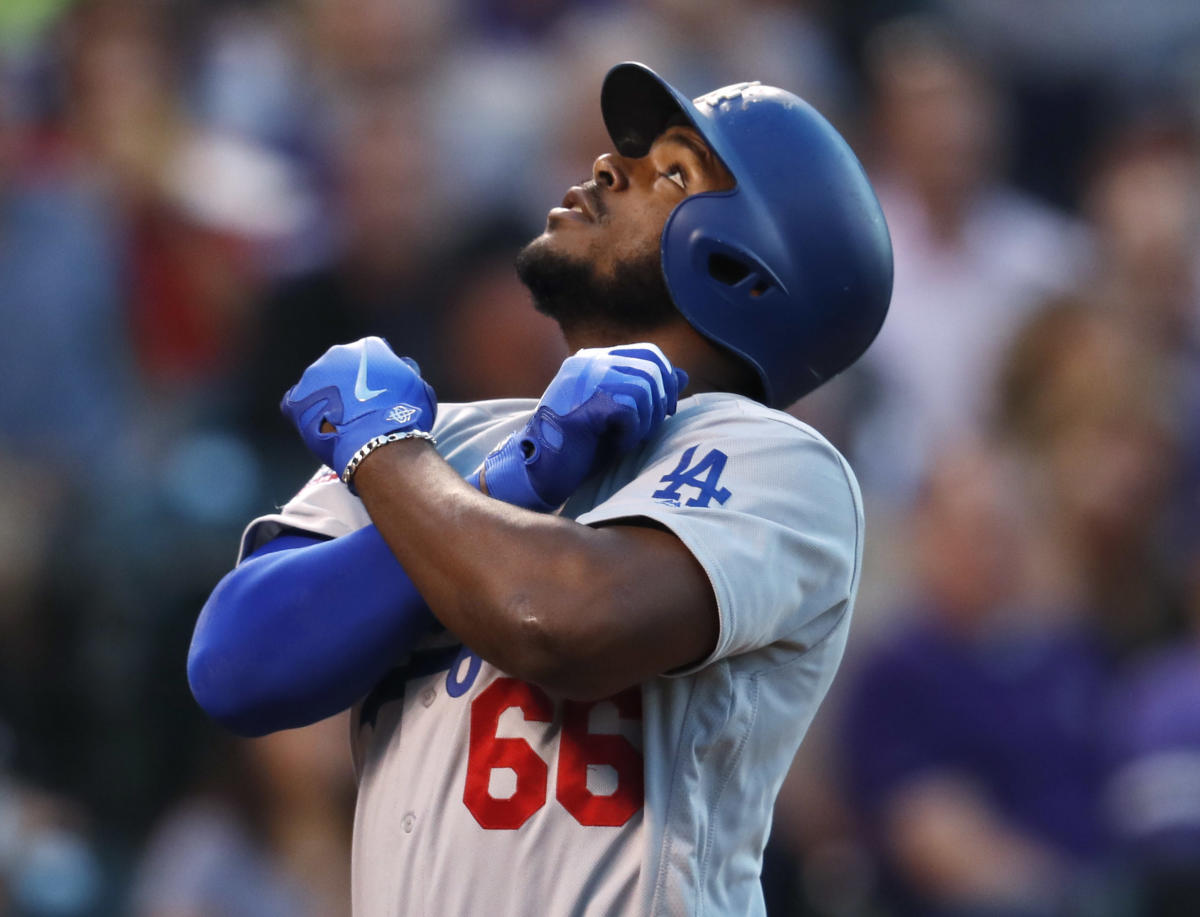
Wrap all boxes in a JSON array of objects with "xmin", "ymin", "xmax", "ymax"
[
  {"xmin": 421, "ymin": 687, "xmax": 437, "ymax": 707},
  {"xmin": 402, "ymin": 812, "xmax": 416, "ymax": 834}
]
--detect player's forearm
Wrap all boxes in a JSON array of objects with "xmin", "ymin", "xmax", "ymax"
[
  {"xmin": 353, "ymin": 439, "xmax": 716, "ymax": 699},
  {"xmin": 188, "ymin": 527, "xmax": 434, "ymax": 736}
]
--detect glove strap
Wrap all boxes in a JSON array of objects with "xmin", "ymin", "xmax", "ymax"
[
  {"xmin": 342, "ymin": 430, "xmax": 437, "ymax": 486},
  {"xmin": 480, "ymin": 434, "xmax": 558, "ymax": 513}
]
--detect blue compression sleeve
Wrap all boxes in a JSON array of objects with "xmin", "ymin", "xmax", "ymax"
[{"xmin": 188, "ymin": 526, "xmax": 435, "ymax": 737}]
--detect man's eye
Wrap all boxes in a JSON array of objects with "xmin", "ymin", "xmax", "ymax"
[{"xmin": 663, "ymin": 166, "xmax": 686, "ymax": 191}]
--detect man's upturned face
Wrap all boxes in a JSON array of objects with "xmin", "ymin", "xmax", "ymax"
[{"xmin": 516, "ymin": 125, "xmax": 735, "ymax": 338}]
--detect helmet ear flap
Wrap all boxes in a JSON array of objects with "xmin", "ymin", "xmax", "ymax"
[{"xmin": 660, "ymin": 189, "xmax": 791, "ymax": 405}]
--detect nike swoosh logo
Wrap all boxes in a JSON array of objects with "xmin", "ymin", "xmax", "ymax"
[{"xmin": 355, "ymin": 349, "xmax": 387, "ymax": 401}]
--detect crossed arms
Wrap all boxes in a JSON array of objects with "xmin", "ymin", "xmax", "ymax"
[{"xmin": 189, "ymin": 340, "xmax": 717, "ymax": 735}]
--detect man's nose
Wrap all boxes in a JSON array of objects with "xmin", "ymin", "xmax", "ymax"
[{"xmin": 593, "ymin": 152, "xmax": 630, "ymax": 191}]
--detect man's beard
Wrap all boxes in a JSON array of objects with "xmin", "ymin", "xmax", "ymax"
[{"xmin": 514, "ymin": 238, "xmax": 680, "ymax": 337}]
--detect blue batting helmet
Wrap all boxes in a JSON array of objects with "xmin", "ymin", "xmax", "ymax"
[{"xmin": 601, "ymin": 62, "xmax": 893, "ymax": 408}]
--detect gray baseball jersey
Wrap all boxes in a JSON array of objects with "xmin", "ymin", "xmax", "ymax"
[{"xmin": 239, "ymin": 392, "xmax": 863, "ymax": 916}]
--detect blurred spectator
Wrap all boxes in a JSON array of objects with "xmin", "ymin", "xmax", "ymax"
[
  {"xmin": 0, "ymin": 175, "xmax": 130, "ymax": 466},
  {"xmin": 995, "ymin": 297, "xmax": 1188, "ymax": 913},
  {"xmin": 1100, "ymin": 405, "xmax": 1200, "ymax": 917},
  {"xmin": 0, "ymin": 59, "xmax": 133, "ymax": 773},
  {"xmin": 0, "ymin": 724, "xmax": 107, "ymax": 917},
  {"xmin": 841, "ymin": 447, "xmax": 1110, "ymax": 916},
  {"xmin": 131, "ymin": 715, "xmax": 354, "ymax": 917},
  {"xmin": 435, "ymin": 246, "xmax": 568, "ymax": 401},
  {"xmin": 1080, "ymin": 118, "xmax": 1200, "ymax": 358},
  {"xmin": 0, "ymin": 4, "xmax": 141, "ymax": 864},
  {"xmin": 304, "ymin": 0, "xmax": 452, "ymax": 89},
  {"xmin": 0, "ymin": 38, "xmax": 131, "ymax": 479},
  {"xmin": 1075, "ymin": 118, "xmax": 1200, "ymax": 573},
  {"xmin": 232, "ymin": 84, "xmax": 461, "ymax": 484},
  {"xmin": 59, "ymin": 0, "xmax": 313, "ymax": 392},
  {"xmin": 0, "ymin": 3, "xmax": 305, "ymax": 849},
  {"xmin": 427, "ymin": 23, "xmax": 559, "ymax": 230},
  {"xmin": 997, "ymin": 300, "xmax": 1182, "ymax": 657},
  {"xmin": 0, "ymin": 786, "xmax": 107, "ymax": 916},
  {"xmin": 837, "ymin": 16, "xmax": 1089, "ymax": 504},
  {"xmin": 192, "ymin": 5, "xmax": 311, "ymax": 154},
  {"xmin": 943, "ymin": 0, "xmax": 1200, "ymax": 205}
]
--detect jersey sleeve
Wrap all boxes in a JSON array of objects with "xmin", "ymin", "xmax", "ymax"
[
  {"xmin": 237, "ymin": 399, "xmax": 536, "ymax": 562},
  {"xmin": 574, "ymin": 397, "xmax": 864, "ymax": 671},
  {"xmin": 237, "ymin": 466, "xmax": 369, "ymax": 561}
]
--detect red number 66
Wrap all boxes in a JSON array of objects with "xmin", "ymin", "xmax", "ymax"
[{"xmin": 463, "ymin": 678, "xmax": 643, "ymax": 830}]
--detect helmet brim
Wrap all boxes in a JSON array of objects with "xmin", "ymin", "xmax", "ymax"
[{"xmin": 601, "ymin": 62, "xmax": 702, "ymax": 159}]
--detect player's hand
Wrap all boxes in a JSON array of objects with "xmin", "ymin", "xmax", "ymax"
[
  {"xmin": 280, "ymin": 336, "xmax": 437, "ymax": 482},
  {"xmin": 480, "ymin": 344, "xmax": 688, "ymax": 511}
]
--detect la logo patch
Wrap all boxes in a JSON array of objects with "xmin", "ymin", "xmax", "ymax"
[
  {"xmin": 652, "ymin": 445, "xmax": 732, "ymax": 508},
  {"xmin": 386, "ymin": 403, "xmax": 420, "ymax": 425}
]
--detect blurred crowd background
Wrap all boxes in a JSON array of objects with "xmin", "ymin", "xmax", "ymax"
[{"xmin": 1, "ymin": 0, "xmax": 1199, "ymax": 914}]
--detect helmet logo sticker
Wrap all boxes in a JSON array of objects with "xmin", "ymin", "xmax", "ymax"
[{"xmin": 695, "ymin": 82, "xmax": 761, "ymax": 108}]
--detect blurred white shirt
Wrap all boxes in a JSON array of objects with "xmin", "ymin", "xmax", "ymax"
[{"xmin": 849, "ymin": 179, "xmax": 1090, "ymax": 501}]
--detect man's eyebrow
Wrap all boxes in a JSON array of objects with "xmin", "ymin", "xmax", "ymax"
[{"xmin": 660, "ymin": 130, "xmax": 714, "ymax": 166}]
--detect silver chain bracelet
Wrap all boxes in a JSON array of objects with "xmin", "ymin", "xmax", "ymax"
[{"xmin": 341, "ymin": 430, "xmax": 438, "ymax": 485}]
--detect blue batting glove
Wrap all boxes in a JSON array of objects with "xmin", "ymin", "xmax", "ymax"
[
  {"xmin": 480, "ymin": 344, "xmax": 688, "ymax": 511},
  {"xmin": 280, "ymin": 336, "xmax": 437, "ymax": 480}
]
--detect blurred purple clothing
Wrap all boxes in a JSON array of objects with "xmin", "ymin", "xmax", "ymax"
[
  {"xmin": 842, "ymin": 611, "xmax": 1110, "ymax": 861},
  {"xmin": 1106, "ymin": 643, "xmax": 1200, "ymax": 863}
]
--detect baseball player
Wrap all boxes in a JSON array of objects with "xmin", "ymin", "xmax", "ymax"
[{"xmin": 190, "ymin": 62, "xmax": 892, "ymax": 916}]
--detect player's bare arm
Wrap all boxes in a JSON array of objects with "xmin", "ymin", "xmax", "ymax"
[
  {"xmin": 271, "ymin": 123, "xmax": 751, "ymax": 701},
  {"xmin": 354, "ymin": 436, "xmax": 719, "ymax": 702},
  {"xmin": 276, "ymin": 332, "xmax": 721, "ymax": 702},
  {"xmin": 191, "ymin": 341, "xmax": 684, "ymax": 732}
]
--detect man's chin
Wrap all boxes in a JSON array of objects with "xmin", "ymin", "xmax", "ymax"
[
  {"xmin": 514, "ymin": 236, "xmax": 680, "ymax": 336},
  {"xmin": 521, "ymin": 225, "xmax": 585, "ymax": 264},
  {"xmin": 518, "ymin": 229, "xmax": 556, "ymax": 260},
  {"xmin": 514, "ymin": 237, "xmax": 592, "ymax": 325}
]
